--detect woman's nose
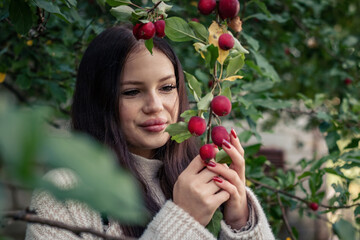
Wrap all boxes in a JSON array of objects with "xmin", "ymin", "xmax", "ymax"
[{"xmin": 142, "ymin": 91, "xmax": 164, "ymax": 114}]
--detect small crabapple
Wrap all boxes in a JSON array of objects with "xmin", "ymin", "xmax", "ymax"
[
  {"xmin": 211, "ymin": 126, "xmax": 230, "ymax": 147},
  {"xmin": 218, "ymin": 0, "xmax": 240, "ymax": 19},
  {"xmin": 199, "ymin": 144, "xmax": 216, "ymax": 161},
  {"xmin": 218, "ymin": 33, "xmax": 235, "ymax": 50},
  {"xmin": 198, "ymin": 0, "xmax": 217, "ymax": 15},
  {"xmin": 211, "ymin": 95, "xmax": 232, "ymax": 116},
  {"xmin": 154, "ymin": 20, "xmax": 165, "ymax": 38},
  {"xmin": 188, "ymin": 116, "xmax": 207, "ymax": 136}
]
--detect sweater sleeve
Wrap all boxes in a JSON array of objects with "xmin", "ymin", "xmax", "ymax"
[
  {"xmin": 25, "ymin": 169, "xmax": 216, "ymax": 240},
  {"xmin": 219, "ymin": 187, "xmax": 275, "ymax": 240},
  {"xmin": 140, "ymin": 200, "xmax": 216, "ymax": 240}
]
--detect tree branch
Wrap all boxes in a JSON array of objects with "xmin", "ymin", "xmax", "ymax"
[
  {"xmin": 277, "ymin": 193, "xmax": 297, "ymax": 240},
  {"xmin": 3, "ymin": 210, "xmax": 134, "ymax": 240},
  {"xmin": 248, "ymin": 177, "xmax": 360, "ymax": 210}
]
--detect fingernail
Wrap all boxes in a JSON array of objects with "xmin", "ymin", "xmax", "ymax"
[
  {"xmin": 207, "ymin": 161, "xmax": 216, "ymax": 167},
  {"xmin": 222, "ymin": 139, "xmax": 231, "ymax": 149},
  {"xmin": 213, "ymin": 176, "xmax": 223, "ymax": 183},
  {"xmin": 231, "ymin": 128, "xmax": 237, "ymax": 139}
]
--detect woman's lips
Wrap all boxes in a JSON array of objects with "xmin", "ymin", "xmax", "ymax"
[{"xmin": 139, "ymin": 118, "xmax": 167, "ymax": 132}]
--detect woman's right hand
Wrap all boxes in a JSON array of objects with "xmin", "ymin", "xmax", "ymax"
[{"xmin": 173, "ymin": 155, "xmax": 230, "ymax": 226}]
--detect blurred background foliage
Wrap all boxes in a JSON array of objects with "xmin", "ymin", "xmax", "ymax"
[{"xmin": 0, "ymin": 0, "xmax": 359, "ymax": 239}]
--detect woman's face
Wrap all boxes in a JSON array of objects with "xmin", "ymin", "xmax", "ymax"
[{"xmin": 119, "ymin": 47, "xmax": 179, "ymax": 158}]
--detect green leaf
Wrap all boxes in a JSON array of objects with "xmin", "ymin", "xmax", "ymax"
[
  {"xmin": 42, "ymin": 134, "xmax": 147, "ymax": 224},
  {"xmin": 203, "ymin": 44, "xmax": 219, "ymax": 71},
  {"xmin": 226, "ymin": 52, "xmax": 245, "ymax": 77},
  {"xmin": 333, "ymin": 218, "xmax": 357, "ymax": 240},
  {"xmin": 244, "ymin": 143, "xmax": 261, "ymax": 157},
  {"xmin": 16, "ymin": 74, "xmax": 31, "ymax": 90},
  {"xmin": 171, "ymin": 131, "xmax": 192, "ymax": 143},
  {"xmin": 221, "ymin": 87, "xmax": 232, "ymax": 101},
  {"xmin": 242, "ymin": 79, "xmax": 274, "ymax": 92},
  {"xmin": 251, "ymin": 50, "xmax": 280, "ymax": 82},
  {"xmin": 180, "ymin": 110, "xmax": 198, "ymax": 122},
  {"xmin": 251, "ymin": 0, "xmax": 271, "ymax": 17},
  {"xmin": 233, "ymin": 37, "xmax": 249, "ymax": 54},
  {"xmin": 298, "ymin": 171, "xmax": 312, "ymax": 180},
  {"xmin": 110, "ymin": 5, "xmax": 134, "ymax": 21},
  {"xmin": 188, "ymin": 21, "xmax": 209, "ymax": 42},
  {"xmin": 65, "ymin": 0, "xmax": 77, "ymax": 7},
  {"xmin": 106, "ymin": 0, "xmax": 132, "ymax": 7},
  {"xmin": 144, "ymin": 38, "xmax": 154, "ymax": 55},
  {"xmin": 206, "ymin": 208, "xmax": 223, "ymax": 238},
  {"xmin": 325, "ymin": 131, "xmax": 340, "ymax": 152},
  {"xmin": 242, "ymin": 32, "xmax": 259, "ymax": 51},
  {"xmin": 165, "ymin": 121, "xmax": 193, "ymax": 142},
  {"xmin": 165, "ymin": 17, "xmax": 200, "ymax": 42},
  {"xmin": 238, "ymin": 130, "xmax": 252, "ymax": 142},
  {"xmin": 197, "ymin": 92, "xmax": 213, "ymax": 110},
  {"xmin": 184, "ymin": 71, "xmax": 202, "ymax": 101},
  {"xmin": 165, "ymin": 121, "xmax": 189, "ymax": 136},
  {"xmin": 9, "ymin": 0, "xmax": 32, "ymax": 34},
  {"xmin": 252, "ymin": 99, "xmax": 292, "ymax": 110},
  {"xmin": 215, "ymin": 149, "xmax": 232, "ymax": 164},
  {"xmin": 33, "ymin": 0, "xmax": 71, "ymax": 23}
]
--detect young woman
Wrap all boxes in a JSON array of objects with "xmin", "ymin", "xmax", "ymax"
[{"xmin": 26, "ymin": 25, "xmax": 274, "ymax": 239}]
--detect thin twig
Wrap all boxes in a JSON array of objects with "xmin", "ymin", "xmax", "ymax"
[
  {"xmin": 248, "ymin": 177, "xmax": 360, "ymax": 210},
  {"xmin": 3, "ymin": 210, "xmax": 133, "ymax": 240},
  {"xmin": 277, "ymin": 193, "xmax": 297, "ymax": 240}
]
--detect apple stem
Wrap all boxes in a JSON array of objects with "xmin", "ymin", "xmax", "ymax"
[{"xmin": 206, "ymin": 108, "xmax": 213, "ymax": 144}]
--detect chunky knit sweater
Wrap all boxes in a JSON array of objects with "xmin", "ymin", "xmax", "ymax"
[{"xmin": 25, "ymin": 154, "xmax": 274, "ymax": 240}]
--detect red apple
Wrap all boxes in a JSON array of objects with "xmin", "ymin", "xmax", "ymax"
[
  {"xmin": 198, "ymin": 0, "xmax": 217, "ymax": 15},
  {"xmin": 188, "ymin": 116, "xmax": 207, "ymax": 136},
  {"xmin": 218, "ymin": 33, "xmax": 235, "ymax": 50},
  {"xmin": 200, "ymin": 144, "xmax": 216, "ymax": 161},
  {"xmin": 133, "ymin": 23, "xmax": 142, "ymax": 40},
  {"xmin": 309, "ymin": 202, "xmax": 319, "ymax": 211},
  {"xmin": 154, "ymin": 20, "xmax": 165, "ymax": 38},
  {"xmin": 218, "ymin": 0, "xmax": 240, "ymax": 19},
  {"xmin": 211, "ymin": 126, "xmax": 230, "ymax": 147},
  {"xmin": 211, "ymin": 95, "xmax": 232, "ymax": 116},
  {"xmin": 138, "ymin": 22, "xmax": 156, "ymax": 40},
  {"xmin": 344, "ymin": 78, "xmax": 352, "ymax": 85}
]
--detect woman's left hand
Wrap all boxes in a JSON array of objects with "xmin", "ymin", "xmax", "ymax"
[{"xmin": 206, "ymin": 128, "xmax": 249, "ymax": 230}]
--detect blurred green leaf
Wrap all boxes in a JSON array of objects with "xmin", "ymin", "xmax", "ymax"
[
  {"xmin": 165, "ymin": 17, "xmax": 198, "ymax": 42},
  {"xmin": 197, "ymin": 92, "xmax": 213, "ymax": 110},
  {"xmin": 206, "ymin": 208, "xmax": 223, "ymax": 238},
  {"xmin": 215, "ymin": 149, "xmax": 232, "ymax": 164},
  {"xmin": 184, "ymin": 71, "xmax": 202, "ymax": 101},
  {"xmin": 9, "ymin": 0, "xmax": 32, "ymax": 34},
  {"xmin": 333, "ymin": 218, "xmax": 357, "ymax": 240}
]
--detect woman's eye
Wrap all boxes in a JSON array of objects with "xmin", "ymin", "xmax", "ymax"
[
  {"xmin": 161, "ymin": 85, "xmax": 177, "ymax": 92},
  {"xmin": 122, "ymin": 90, "xmax": 140, "ymax": 96}
]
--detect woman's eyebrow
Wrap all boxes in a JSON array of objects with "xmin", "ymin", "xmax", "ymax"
[{"xmin": 122, "ymin": 74, "xmax": 176, "ymax": 86}]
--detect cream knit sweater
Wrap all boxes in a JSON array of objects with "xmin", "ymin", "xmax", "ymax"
[{"xmin": 25, "ymin": 154, "xmax": 274, "ymax": 240}]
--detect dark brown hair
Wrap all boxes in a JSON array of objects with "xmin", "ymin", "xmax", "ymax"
[{"xmin": 71, "ymin": 25, "xmax": 199, "ymax": 237}]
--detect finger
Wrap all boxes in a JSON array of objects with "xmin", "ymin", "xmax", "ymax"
[
  {"xmin": 186, "ymin": 155, "xmax": 208, "ymax": 174},
  {"xmin": 206, "ymin": 160, "xmax": 242, "ymax": 188},
  {"xmin": 212, "ymin": 189, "xmax": 230, "ymax": 205},
  {"xmin": 212, "ymin": 176, "xmax": 241, "ymax": 201},
  {"xmin": 221, "ymin": 140, "xmax": 246, "ymax": 183},
  {"xmin": 198, "ymin": 167, "xmax": 218, "ymax": 182},
  {"xmin": 230, "ymin": 128, "xmax": 244, "ymax": 157}
]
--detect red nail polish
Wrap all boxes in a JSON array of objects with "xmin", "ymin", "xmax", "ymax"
[
  {"xmin": 231, "ymin": 128, "xmax": 237, "ymax": 139},
  {"xmin": 222, "ymin": 139, "xmax": 231, "ymax": 149},
  {"xmin": 213, "ymin": 176, "xmax": 223, "ymax": 183},
  {"xmin": 207, "ymin": 161, "xmax": 216, "ymax": 167}
]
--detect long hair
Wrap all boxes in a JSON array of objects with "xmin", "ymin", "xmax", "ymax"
[{"xmin": 71, "ymin": 25, "xmax": 199, "ymax": 237}]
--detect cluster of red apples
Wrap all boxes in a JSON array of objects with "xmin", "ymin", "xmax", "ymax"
[
  {"xmin": 133, "ymin": 20, "xmax": 165, "ymax": 40},
  {"xmin": 198, "ymin": 0, "xmax": 238, "ymax": 50},
  {"xmin": 187, "ymin": 96, "xmax": 232, "ymax": 162}
]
